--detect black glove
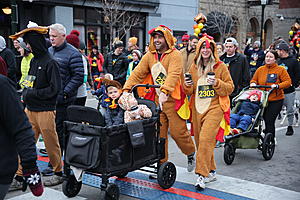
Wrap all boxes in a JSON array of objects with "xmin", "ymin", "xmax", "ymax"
[{"xmin": 22, "ymin": 166, "xmax": 44, "ymax": 196}]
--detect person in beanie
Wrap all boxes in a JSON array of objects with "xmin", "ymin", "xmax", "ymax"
[
  {"xmin": 244, "ymin": 40, "xmax": 265, "ymax": 77},
  {"xmin": 123, "ymin": 25, "xmax": 196, "ymax": 173},
  {"xmin": 9, "ymin": 21, "xmax": 63, "ymax": 187},
  {"xmin": 125, "ymin": 36, "xmax": 139, "ymax": 57},
  {"xmin": 180, "ymin": 34, "xmax": 190, "ymax": 49},
  {"xmin": 0, "ymin": 75, "xmax": 43, "ymax": 198},
  {"xmin": 276, "ymin": 42, "xmax": 300, "ymax": 136},
  {"xmin": 126, "ymin": 49, "xmax": 142, "ymax": 79},
  {"xmin": 103, "ymin": 40, "xmax": 129, "ymax": 86},
  {"xmin": 66, "ymin": 31, "xmax": 89, "ymax": 106}
]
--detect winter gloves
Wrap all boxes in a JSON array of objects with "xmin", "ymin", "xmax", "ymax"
[{"xmin": 22, "ymin": 166, "xmax": 44, "ymax": 196}]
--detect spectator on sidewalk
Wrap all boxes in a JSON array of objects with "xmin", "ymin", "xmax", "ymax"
[
  {"xmin": 88, "ymin": 45, "xmax": 104, "ymax": 89},
  {"xmin": 0, "ymin": 74, "xmax": 43, "ymax": 199},
  {"xmin": 220, "ymin": 37, "xmax": 250, "ymax": 106},
  {"xmin": 48, "ymin": 23, "xmax": 84, "ymax": 174},
  {"xmin": 126, "ymin": 49, "xmax": 142, "ymax": 80},
  {"xmin": 103, "ymin": 40, "xmax": 128, "ymax": 86},
  {"xmin": 276, "ymin": 42, "xmax": 300, "ymax": 136},
  {"xmin": 17, "ymin": 41, "xmax": 34, "ymax": 89},
  {"xmin": 9, "ymin": 21, "xmax": 63, "ymax": 186},
  {"xmin": 0, "ymin": 36, "xmax": 17, "ymax": 84}
]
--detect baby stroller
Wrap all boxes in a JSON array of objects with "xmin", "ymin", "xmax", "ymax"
[
  {"xmin": 223, "ymin": 85, "xmax": 276, "ymax": 165},
  {"xmin": 62, "ymin": 84, "xmax": 176, "ymax": 200}
]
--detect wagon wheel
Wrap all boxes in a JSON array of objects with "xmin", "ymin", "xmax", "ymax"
[
  {"xmin": 223, "ymin": 143, "xmax": 235, "ymax": 165},
  {"xmin": 157, "ymin": 161, "xmax": 176, "ymax": 189},
  {"xmin": 99, "ymin": 183, "xmax": 120, "ymax": 200},
  {"xmin": 262, "ymin": 133, "xmax": 275, "ymax": 160},
  {"xmin": 62, "ymin": 175, "xmax": 82, "ymax": 197}
]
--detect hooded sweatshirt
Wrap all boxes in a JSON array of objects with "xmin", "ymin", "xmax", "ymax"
[
  {"xmin": 0, "ymin": 36, "xmax": 17, "ymax": 83},
  {"xmin": 22, "ymin": 31, "xmax": 61, "ymax": 111}
]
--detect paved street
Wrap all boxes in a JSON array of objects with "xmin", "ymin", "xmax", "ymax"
[{"xmin": 5, "ymin": 89, "xmax": 300, "ymax": 200}]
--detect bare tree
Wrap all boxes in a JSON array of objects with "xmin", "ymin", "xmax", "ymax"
[
  {"xmin": 201, "ymin": 0, "xmax": 243, "ymax": 42},
  {"xmin": 94, "ymin": 0, "xmax": 145, "ymax": 50},
  {"xmin": 206, "ymin": 11, "xmax": 239, "ymax": 41}
]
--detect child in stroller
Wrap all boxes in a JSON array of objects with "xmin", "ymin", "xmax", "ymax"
[{"xmin": 230, "ymin": 90, "xmax": 261, "ymax": 134}]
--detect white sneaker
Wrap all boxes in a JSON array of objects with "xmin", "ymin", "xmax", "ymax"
[
  {"xmin": 195, "ymin": 175, "xmax": 206, "ymax": 190},
  {"xmin": 205, "ymin": 171, "xmax": 217, "ymax": 183}
]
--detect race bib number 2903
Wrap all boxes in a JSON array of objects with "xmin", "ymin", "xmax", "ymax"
[{"xmin": 197, "ymin": 85, "xmax": 215, "ymax": 98}]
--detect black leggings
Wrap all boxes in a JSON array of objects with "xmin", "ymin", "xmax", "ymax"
[{"xmin": 263, "ymin": 99, "xmax": 283, "ymax": 137}]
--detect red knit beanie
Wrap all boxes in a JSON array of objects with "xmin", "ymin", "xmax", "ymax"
[
  {"xmin": 66, "ymin": 34, "xmax": 80, "ymax": 49},
  {"xmin": 182, "ymin": 34, "xmax": 190, "ymax": 41}
]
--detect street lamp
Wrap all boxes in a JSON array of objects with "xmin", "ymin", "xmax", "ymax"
[{"xmin": 260, "ymin": 0, "xmax": 268, "ymax": 48}]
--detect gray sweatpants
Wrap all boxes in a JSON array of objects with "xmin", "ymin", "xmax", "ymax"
[{"xmin": 283, "ymin": 92, "xmax": 296, "ymax": 126}]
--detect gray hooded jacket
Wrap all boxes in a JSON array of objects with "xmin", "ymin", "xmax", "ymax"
[{"xmin": 0, "ymin": 36, "xmax": 17, "ymax": 83}]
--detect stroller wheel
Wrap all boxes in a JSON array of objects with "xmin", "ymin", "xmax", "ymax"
[
  {"xmin": 262, "ymin": 133, "xmax": 275, "ymax": 160},
  {"xmin": 157, "ymin": 161, "xmax": 177, "ymax": 189},
  {"xmin": 62, "ymin": 175, "xmax": 82, "ymax": 197},
  {"xmin": 224, "ymin": 144, "xmax": 235, "ymax": 165}
]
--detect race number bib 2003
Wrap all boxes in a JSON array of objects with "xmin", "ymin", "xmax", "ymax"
[{"xmin": 197, "ymin": 85, "xmax": 215, "ymax": 98}]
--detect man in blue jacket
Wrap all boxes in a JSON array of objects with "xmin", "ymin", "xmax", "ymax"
[{"xmin": 48, "ymin": 23, "xmax": 84, "ymax": 175}]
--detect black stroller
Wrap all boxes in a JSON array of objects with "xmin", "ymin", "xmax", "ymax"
[
  {"xmin": 223, "ymin": 85, "xmax": 276, "ymax": 165},
  {"xmin": 62, "ymin": 84, "xmax": 176, "ymax": 199}
]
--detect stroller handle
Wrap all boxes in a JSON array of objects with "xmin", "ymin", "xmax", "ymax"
[
  {"xmin": 244, "ymin": 85, "xmax": 275, "ymax": 95},
  {"xmin": 130, "ymin": 84, "xmax": 161, "ymax": 93}
]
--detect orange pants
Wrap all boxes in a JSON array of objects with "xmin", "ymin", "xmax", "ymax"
[
  {"xmin": 193, "ymin": 106, "xmax": 223, "ymax": 177},
  {"xmin": 160, "ymin": 98, "xmax": 195, "ymax": 163},
  {"xmin": 16, "ymin": 109, "xmax": 62, "ymax": 175}
]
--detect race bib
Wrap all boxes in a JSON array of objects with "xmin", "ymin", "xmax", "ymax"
[
  {"xmin": 266, "ymin": 73, "xmax": 277, "ymax": 83},
  {"xmin": 151, "ymin": 62, "xmax": 167, "ymax": 95},
  {"xmin": 197, "ymin": 85, "xmax": 216, "ymax": 99},
  {"xmin": 195, "ymin": 77, "xmax": 212, "ymax": 114},
  {"xmin": 21, "ymin": 75, "xmax": 36, "ymax": 88}
]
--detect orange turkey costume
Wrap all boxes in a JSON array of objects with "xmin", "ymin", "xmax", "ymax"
[
  {"xmin": 123, "ymin": 25, "xmax": 195, "ymax": 163},
  {"xmin": 183, "ymin": 36, "xmax": 234, "ymax": 177}
]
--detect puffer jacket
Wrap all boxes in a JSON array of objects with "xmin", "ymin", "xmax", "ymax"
[{"xmin": 48, "ymin": 41, "xmax": 84, "ymax": 104}]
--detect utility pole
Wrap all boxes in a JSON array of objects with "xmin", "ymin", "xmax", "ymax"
[{"xmin": 11, "ymin": 0, "xmax": 18, "ymax": 35}]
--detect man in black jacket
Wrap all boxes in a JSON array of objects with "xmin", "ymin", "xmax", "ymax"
[
  {"xmin": 276, "ymin": 42, "xmax": 300, "ymax": 136},
  {"xmin": 0, "ymin": 75, "xmax": 43, "ymax": 198},
  {"xmin": 9, "ymin": 23, "xmax": 63, "ymax": 187},
  {"xmin": 220, "ymin": 37, "xmax": 250, "ymax": 106},
  {"xmin": 103, "ymin": 40, "xmax": 129, "ymax": 86},
  {"xmin": 48, "ymin": 23, "xmax": 84, "ymax": 156}
]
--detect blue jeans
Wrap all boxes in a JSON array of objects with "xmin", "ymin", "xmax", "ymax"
[{"xmin": 230, "ymin": 114, "xmax": 252, "ymax": 131}]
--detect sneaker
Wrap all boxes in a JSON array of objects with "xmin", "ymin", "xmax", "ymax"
[
  {"xmin": 205, "ymin": 170, "xmax": 217, "ymax": 183},
  {"xmin": 187, "ymin": 153, "xmax": 195, "ymax": 172},
  {"xmin": 286, "ymin": 126, "xmax": 294, "ymax": 136},
  {"xmin": 43, "ymin": 175, "xmax": 63, "ymax": 186},
  {"xmin": 195, "ymin": 175, "xmax": 206, "ymax": 190},
  {"xmin": 41, "ymin": 166, "xmax": 54, "ymax": 176},
  {"xmin": 9, "ymin": 179, "xmax": 23, "ymax": 191}
]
